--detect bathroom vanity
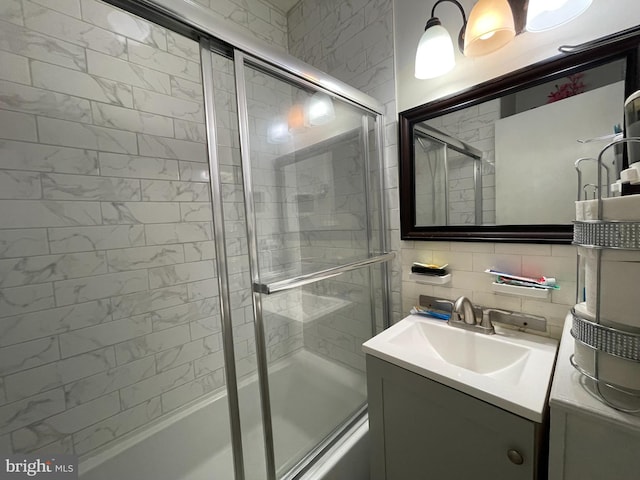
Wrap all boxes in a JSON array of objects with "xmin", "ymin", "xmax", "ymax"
[
  {"xmin": 548, "ymin": 314, "xmax": 640, "ymax": 479},
  {"xmin": 366, "ymin": 355, "xmax": 545, "ymax": 479},
  {"xmin": 363, "ymin": 313, "xmax": 558, "ymax": 480}
]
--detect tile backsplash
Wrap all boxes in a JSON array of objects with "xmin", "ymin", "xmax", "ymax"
[{"xmin": 401, "ymin": 241, "xmax": 577, "ymax": 339}]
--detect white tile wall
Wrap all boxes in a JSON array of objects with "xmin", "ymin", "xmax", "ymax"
[{"xmin": 401, "ymin": 242, "xmax": 576, "ymax": 338}]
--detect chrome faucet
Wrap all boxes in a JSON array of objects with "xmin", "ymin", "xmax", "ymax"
[
  {"xmin": 419, "ymin": 295, "xmax": 547, "ymax": 334},
  {"xmin": 453, "ymin": 296, "xmax": 477, "ymax": 324},
  {"xmin": 449, "ymin": 296, "xmax": 495, "ymax": 334}
]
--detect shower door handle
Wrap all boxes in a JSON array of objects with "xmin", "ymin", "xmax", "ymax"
[{"xmin": 254, "ymin": 252, "xmax": 396, "ymax": 295}]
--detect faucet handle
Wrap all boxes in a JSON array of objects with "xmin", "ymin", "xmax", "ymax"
[{"xmin": 480, "ymin": 311, "xmax": 495, "ymax": 331}]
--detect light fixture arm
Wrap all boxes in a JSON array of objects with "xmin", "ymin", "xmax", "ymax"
[{"xmin": 428, "ymin": 0, "xmax": 467, "ymax": 53}]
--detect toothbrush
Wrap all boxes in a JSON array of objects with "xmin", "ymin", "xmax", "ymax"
[
  {"xmin": 496, "ymin": 277, "xmax": 558, "ymax": 290},
  {"xmin": 410, "ymin": 306, "xmax": 450, "ymax": 320},
  {"xmin": 485, "ymin": 269, "xmax": 556, "ymax": 286}
]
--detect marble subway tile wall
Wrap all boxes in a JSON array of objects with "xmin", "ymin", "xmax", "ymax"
[
  {"xmin": 294, "ymin": 137, "xmax": 374, "ymax": 371},
  {"xmin": 0, "ymin": 0, "xmax": 227, "ymax": 458},
  {"xmin": 196, "ymin": 0, "xmax": 288, "ymax": 51},
  {"xmin": 288, "ymin": 0, "xmax": 402, "ymax": 326},
  {"xmin": 193, "ymin": 0, "xmax": 293, "ymax": 378},
  {"xmin": 414, "ymin": 145, "xmax": 446, "ymax": 226},
  {"xmin": 286, "ymin": 0, "xmax": 399, "ymax": 372},
  {"xmin": 301, "ymin": 269, "xmax": 376, "ymax": 372},
  {"xmin": 446, "ymin": 152, "xmax": 480, "ymax": 225}
]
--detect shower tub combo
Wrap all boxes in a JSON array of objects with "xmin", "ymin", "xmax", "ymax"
[
  {"xmin": 80, "ymin": 351, "xmax": 369, "ymax": 480},
  {"xmin": 0, "ymin": 0, "xmax": 391, "ymax": 478}
]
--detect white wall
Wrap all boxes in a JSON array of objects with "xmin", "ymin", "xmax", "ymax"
[
  {"xmin": 495, "ymin": 81, "xmax": 624, "ymax": 224},
  {"xmin": 394, "ymin": 0, "xmax": 640, "ymax": 112}
]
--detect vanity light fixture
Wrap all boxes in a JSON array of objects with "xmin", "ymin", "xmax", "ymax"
[
  {"xmin": 415, "ymin": 0, "xmax": 466, "ymax": 79},
  {"xmin": 526, "ymin": 0, "xmax": 592, "ymax": 33},
  {"xmin": 464, "ymin": 0, "xmax": 515, "ymax": 57},
  {"xmin": 415, "ymin": 0, "xmax": 516, "ymax": 79}
]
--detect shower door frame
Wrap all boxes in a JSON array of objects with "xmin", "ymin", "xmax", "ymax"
[
  {"xmin": 200, "ymin": 39, "xmax": 247, "ymax": 480},
  {"xmin": 235, "ymin": 51, "xmax": 393, "ymax": 480},
  {"xmin": 97, "ymin": 1, "xmax": 393, "ymax": 479}
]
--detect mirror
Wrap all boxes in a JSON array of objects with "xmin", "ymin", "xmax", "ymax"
[{"xmin": 399, "ymin": 32, "xmax": 640, "ymax": 242}]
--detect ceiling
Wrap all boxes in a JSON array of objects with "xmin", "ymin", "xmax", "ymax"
[{"xmin": 267, "ymin": 0, "xmax": 299, "ymax": 14}]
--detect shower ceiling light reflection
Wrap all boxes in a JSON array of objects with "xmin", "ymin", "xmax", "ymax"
[{"xmin": 267, "ymin": 92, "xmax": 336, "ymax": 144}]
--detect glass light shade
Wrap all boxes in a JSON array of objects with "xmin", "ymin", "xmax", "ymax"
[
  {"xmin": 526, "ymin": 0, "xmax": 592, "ymax": 32},
  {"xmin": 464, "ymin": 0, "xmax": 515, "ymax": 57},
  {"xmin": 306, "ymin": 92, "xmax": 335, "ymax": 125},
  {"xmin": 414, "ymin": 23, "xmax": 456, "ymax": 79}
]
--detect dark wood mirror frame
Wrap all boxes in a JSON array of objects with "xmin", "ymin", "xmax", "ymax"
[{"xmin": 399, "ymin": 31, "xmax": 640, "ymax": 243}]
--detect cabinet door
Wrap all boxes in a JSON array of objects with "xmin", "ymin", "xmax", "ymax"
[
  {"xmin": 367, "ymin": 356, "xmax": 541, "ymax": 480},
  {"xmin": 550, "ymin": 408, "xmax": 640, "ymax": 480}
]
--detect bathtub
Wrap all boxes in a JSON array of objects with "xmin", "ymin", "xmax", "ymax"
[{"xmin": 79, "ymin": 350, "xmax": 369, "ymax": 480}]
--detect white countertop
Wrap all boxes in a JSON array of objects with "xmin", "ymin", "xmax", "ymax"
[{"xmin": 549, "ymin": 313, "xmax": 640, "ymax": 432}]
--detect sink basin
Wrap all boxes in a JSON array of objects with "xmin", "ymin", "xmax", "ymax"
[
  {"xmin": 388, "ymin": 320, "xmax": 530, "ymax": 382},
  {"xmin": 363, "ymin": 314, "xmax": 558, "ymax": 422}
]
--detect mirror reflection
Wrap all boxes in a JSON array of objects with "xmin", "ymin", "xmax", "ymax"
[{"xmin": 411, "ymin": 58, "xmax": 626, "ymax": 228}]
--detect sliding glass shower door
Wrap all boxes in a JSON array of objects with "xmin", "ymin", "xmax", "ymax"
[{"xmin": 234, "ymin": 53, "xmax": 390, "ymax": 479}]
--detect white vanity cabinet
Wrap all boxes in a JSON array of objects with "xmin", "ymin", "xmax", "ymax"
[
  {"xmin": 548, "ymin": 315, "xmax": 640, "ymax": 480},
  {"xmin": 366, "ymin": 355, "xmax": 547, "ymax": 480}
]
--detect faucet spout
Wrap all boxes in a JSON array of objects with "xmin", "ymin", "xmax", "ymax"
[
  {"xmin": 447, "ymin": 296, "xmax": 495, "ymax": 334},
  {"xmin": 453, "ymin": 296, "xmax": 477, "ymax": 325}
]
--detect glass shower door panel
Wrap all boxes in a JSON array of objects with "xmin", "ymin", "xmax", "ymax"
[
  {"xmin": 239, "ymin": 60, "xmax": 385, "ymax": 477},
  {"xmin": 260, "ymin": 266, "xmax": 379, "ymax": 475},
  {"xmin": 242, "ymin": 63, "xmax": 375, "ymax": 285}
]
